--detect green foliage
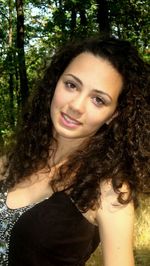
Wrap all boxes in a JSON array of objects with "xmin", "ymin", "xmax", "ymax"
[
  {"xmin": 0, "ymin": 0, "xmax": 149, "ymax": 150},
  {"xmin": 0, "ymin": 1, "xmax": 149, "ymax": 263}
]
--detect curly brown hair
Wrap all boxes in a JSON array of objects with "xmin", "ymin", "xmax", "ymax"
[{"xmin": 3, "ymin": 37, "xmax": 150, "ymax": 211}]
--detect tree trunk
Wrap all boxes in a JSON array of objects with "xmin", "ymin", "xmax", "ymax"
[
  {"xmin": 8, "ymin": 0, "xmax": 14, "ymax": 126},
  {"xmin": 70, "ymin": 8, "xmax": 76, "ymax": 34},
  {"xmin": 14, "ymin": 51, "xmax": 20, "ymax": 108},
  {"xmin": 79, "ymin": 8, "xmax": 87, "ymax": 27},
  {"xmin": 96, "ymin": 0, "xmax": 111, "ymax": 37},
  {"xmin": 15, "ymin": 0, "xmax": 28, "ymax": 109}
]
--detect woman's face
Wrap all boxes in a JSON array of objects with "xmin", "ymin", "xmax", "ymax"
[{"xmin": 50, "ymin": 52, "xmax": 123, "ymax": 142}]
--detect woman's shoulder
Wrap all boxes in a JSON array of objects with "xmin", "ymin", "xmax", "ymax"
[
  {"xmin": 95, "ymin": 180, "xmax": 134, "ymax": 222},
  {"xmin": 82, "ymin": 180, "xmax": 134, "ymax": 229},
  {"xmin": 99, "ymin": 179, "xmax": 132, "ymax": 208}
]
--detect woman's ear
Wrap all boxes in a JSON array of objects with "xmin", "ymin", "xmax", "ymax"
[{"xmin": 106, "ymin": 111, "xmax": 118, "ymax": 125}]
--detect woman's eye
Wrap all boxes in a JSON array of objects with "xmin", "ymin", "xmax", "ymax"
[
  {"xmin": 92, "ymin": 96, "xmax": 105, "ymax": 106},
  {"xmin": 64, "ymin": 81, "xmax": 76, "ymax": 90}
]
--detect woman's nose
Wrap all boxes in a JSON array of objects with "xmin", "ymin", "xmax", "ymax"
[{"xmin": 68, "ymin": 95, "xmax": 86, "ymax": 115}]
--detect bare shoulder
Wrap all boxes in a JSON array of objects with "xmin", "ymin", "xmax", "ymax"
[
  {"xmin": 96, "ymin": 180, "xmax": 134, "ymax": 221},
  {"xmin": 95, "ymin": 180, "xmax": 135, "ymax": 266}
]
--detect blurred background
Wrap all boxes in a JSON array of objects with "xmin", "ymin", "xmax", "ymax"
[{"xmin": 0, "ymin": 1, "xmax": 149, "ymax": 265}]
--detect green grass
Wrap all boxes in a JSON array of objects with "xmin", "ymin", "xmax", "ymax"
[{"xmin": 86, "ymin": 195, "xmax": 150, "ymax": 266}]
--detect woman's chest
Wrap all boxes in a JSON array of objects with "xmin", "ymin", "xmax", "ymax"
[
  {"xmin": 6, "ymin": 175, "xmax": 97, "ymax": 226},
  {"xmin": 7, "ymin": 192, "xmax": 100, "ymax": 265}
]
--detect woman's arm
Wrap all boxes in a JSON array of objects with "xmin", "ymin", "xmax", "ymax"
[{"xmin": 96, "ymin": 181, "xmax": 135, "ymax": 266}]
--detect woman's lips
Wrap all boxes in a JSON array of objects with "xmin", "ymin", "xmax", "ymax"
[{"xmin": 60, "ymin": 112, "xmax": 82, "ymax": 128}]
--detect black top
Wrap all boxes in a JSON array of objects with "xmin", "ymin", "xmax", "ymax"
[{"xmin": 8, "ymin": 191, "xmax": 100, "ymax": 266}]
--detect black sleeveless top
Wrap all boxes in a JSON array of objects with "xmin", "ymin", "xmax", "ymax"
[{"xmin": 8, "ymin": 191, "xmax": 100, "ymax": 266}]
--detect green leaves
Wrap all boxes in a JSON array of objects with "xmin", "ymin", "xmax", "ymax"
[{"xmin": 0, "ymin": 0, "xmax": 149, "ymax": 149}]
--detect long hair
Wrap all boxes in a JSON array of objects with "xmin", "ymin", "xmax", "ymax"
[{"xmin": 3, "ymin": 37, "xmax": 150, "ymax": 211}]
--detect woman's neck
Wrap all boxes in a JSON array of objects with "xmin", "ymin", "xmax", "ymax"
[{"xmin": 51, "ymin": 134, "xmax": 86, "ymax": 165}]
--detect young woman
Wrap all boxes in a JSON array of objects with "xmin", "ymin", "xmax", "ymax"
[{"xmin": 0, "ymin": 37, "xmax": 149, "ymax": 266}]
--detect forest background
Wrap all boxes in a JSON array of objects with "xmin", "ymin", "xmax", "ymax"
[{"xmin": 0, "ymin": 0, "xmax": 149, "ymax": 265}]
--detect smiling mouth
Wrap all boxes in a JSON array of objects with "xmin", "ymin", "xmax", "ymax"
[{"xmin": 61, "ymin": 112, "xmax": 82, "ymax": 125}]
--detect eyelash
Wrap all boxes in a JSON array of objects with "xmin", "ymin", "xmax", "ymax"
[
  {"xmin": 64, "ymin": 81, "xmax": 77, "ymax": 90},
  {"xmin": 92, "ymin": 96, "xmax": 106, "ymax": 106},
  {"xmin": 64, "ymin": 80, "xmax": 106, "ymax": 106}
]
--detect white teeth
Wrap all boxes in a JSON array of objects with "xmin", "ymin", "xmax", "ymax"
[{"xmin": 63, "ymin": 114, "xmax": 79, "ymax": 124}]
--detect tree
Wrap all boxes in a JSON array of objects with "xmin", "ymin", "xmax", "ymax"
[
  {"xmin": 0, "ymin": 0, "xmax": 149, "ymax": 149},
  {"xmin": 8, "ymin": 0, "xmax": 15, "ymax": 126},
  {"xmin": 96, "ymin": 0, "xmax": 111, "ymax": 37},
  {"xmin": 15, "ymin": 0, "xmax": 29, "ymax": 108}
]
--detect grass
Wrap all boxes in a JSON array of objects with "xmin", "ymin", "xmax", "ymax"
[{"xmin": 86, "ymin": 194, "xmax": 150, "ymax": 266}]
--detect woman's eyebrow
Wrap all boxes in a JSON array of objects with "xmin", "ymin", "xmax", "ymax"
[
  {"xmin": 64, "ymin": 73, "xmax": 112, "ymax": 101},
  {"xmin": 92, "ymin": 89, "xmax": 112, "ymax": 102},
  {"xmin": 64, "ymin": 73, "xmax": 83, "ymax": 85}
]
